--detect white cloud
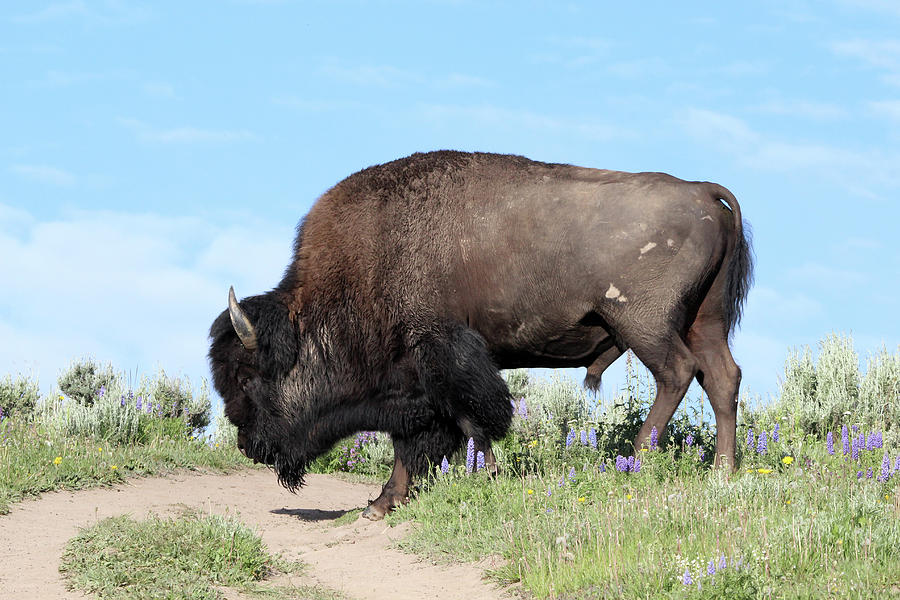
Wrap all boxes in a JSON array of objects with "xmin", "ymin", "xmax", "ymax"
[
  {"xmin": 142, "ymin": 81, "xmax": 176, "ymax": 99},
  {"xmin": 753, "ymin": 99, "xmax": 846, "ymax": 119},
  {"xmin": 319, "ymin": 61, "xmax": 421, "ymax": 87},
  {"xmin": 10, "ymin": 164, "xmax": 76, "ymax": 186},
  {"xmin": 0, "ymin": 204, "xmax": 293, "ymax": 394},
  {"xmin": 117, "ymin": 118, "xmax": 256, "ymax": 144},
  {"xmin": 832, "ymin": 39, "xmax": 900, "ymax": 85},
  {"xmin": 869, "ymin": 99, "xmax": 900, "ymax": 121},
  {"xmin": 420, "ymin": 104, "xmax": 632, "ymax": 142}
]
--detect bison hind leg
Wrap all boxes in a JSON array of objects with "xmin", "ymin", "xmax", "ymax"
[{"xmin": 583, "ymin": 344, "xmax": 624, "ymax": 392}]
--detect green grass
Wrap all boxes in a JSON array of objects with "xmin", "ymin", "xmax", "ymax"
[
  {"xmin": 59, "ymin": 511, "xmax": 345, "ymax": 600},
  {"xmin": 0, "ymin": 417, "xmax": 252, "ymax": 514},
  {"xmin": 388, "ymin": 428, "xmax": 900, "ymax": 599}
]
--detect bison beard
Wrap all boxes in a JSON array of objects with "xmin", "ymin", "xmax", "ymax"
[{"xmin": 209, "ymin": 150, "xmax": 753, "ymax": 521}]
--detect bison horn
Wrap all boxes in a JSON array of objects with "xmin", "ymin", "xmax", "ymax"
[{"xmin": 228, "ymin": 286, "xmax": 258, "ymax": 351}]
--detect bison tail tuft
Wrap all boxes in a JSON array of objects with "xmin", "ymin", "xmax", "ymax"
[{"xmin": 710, "ymin": 184, "xmax": 754, "ymax": 338}]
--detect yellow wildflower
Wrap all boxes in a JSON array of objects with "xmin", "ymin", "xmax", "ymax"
[
  {"xmin": 757, "ymin": 468, "xmax": 773, "ymax": 474},
  {"xmin": 98, "ymin": 447, "xmax": 103, "ymax": 453},
  {"xmin": 529, "ymin": 440, "xmax": 538, "ymax": 448},
  {"xmin": 786, "ymin": 500, "xmax": 792, "ymax": 505},
  {"xmin": 782, "ymin": 456, "xmax": 794, "ymax": 465},
  {"xmin": 578, "ymin": 496, "xmax": 586, "ymax": 503},
  {"xmin": 626, "ymin": 493, "xmax": 633, "ymax": 500},
  {"xmin": 836, "ymin": 539, "xmax": 843, "ymax": 545},
  {"xmin": 110, "ymin": 465, "xmax": 118, "ymax": 470},
  {"xmin": 527, "ymin": 489, "xmax": 534, "ymax": 495},
  {"xmin": 639, "ymin": 448, "xmax": 649, "ymax": 452},
  {"xmin": 53, "ymin": 456, "xmax": 62, "ymax": 465}
]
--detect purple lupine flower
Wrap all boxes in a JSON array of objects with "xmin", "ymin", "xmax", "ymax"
[
  {"xmin": 866, "ymin": 433, "xmax": 874, "ymax": 451},
  {"xmin": 698, "ymin": 446, "xmax": 705, "ymax": 461},
  {"xmin": 685, "ymin": 433, "xmax": 694, "ymax": 447},
  {"xmin": 518, "ymin": 398, "xmax": 528, "ymax": 420},
  {"xmin": 98, "ymin": 385, "xmax": 106, "ymax": 398},
  {"xmin": 866, "ymin": 468, "xmax": 874, "ymax": 479},
  {"xmin": 842, "ymin": 425, "xmax": 849, "ymax": 455},
  {"xmin": 580, "ymin": 430, "xmax": 588, "ymax": 446},
  {"xmin": 546, "ymin": 486, "xmax": 552, "ymax": 497},
  {"xmin": 510, "ymin": 399, "xmax": 517, "ymax": 413},
  {"xmin": 588, "ymin": 427, "xmax": 597, "ymax": 449},
  {"xmin": 440, "ymin": 456, "xmax": 449, "ymax": 474},
  {"xmin": 719, "ymin": 555, "xmax": 727, "ymax": 570},
  {"xmin": 598, "ymin": 460, "xmax": 606, "ymax": 473},
  {"xmin": 627, "ymin": 455, "xmax": 635, "ymax": 472},
  {"xmin": 476, "ymin": 450, "xmax": 486, "ymax": 471},
  {"xmin": 120, "ymin": 395, "xmax": 126, "ymax": 407},
  {"xmin": 852, "ymin": 424, "xmax": 859, "ymax": 434},
  {"xmin": 894, "ymin": 456, "xmax": 900, "ymax": 474},
  {"xmin": 682, "ymin": 568, "xmax": 692, "ymax": 585},
  {"xmin": 568, "ymin": 466, "xmax": 577, "ymax": 482},
  {"xmin": 857, "ymin": 470, "xmax": 864, "ymax": 479},
  {"xmin": 773, "ymin": 423, "xmax": 780, "ymax": 442},
  {"xmin": 465, "ymin": 438, "xmax": 475, "ymax": 473},
  {"xmin": 136, "ymin": 396, "xmax": 142, "ymax": 411},
  {"xmin": 878, "ymin": 452, "xmax": 891, "ymax": 483},
  {"xmin": 872, "ymin": 432, "xmax": 883, "ymax": 449},
  {"xmin": 852, "ymin": 437, "xmax": 860, "ymax": 461},
  {"xmin": 756, "ymin": 430, "xmax": 768, "ymax": 454},
  {"xmin": 566, "ymin": 429, "xmax": 576, "ymax": 448},
  {"xmin": 633, "ymin": 458, "xmax": 641, "ymax": 473},
  {"xmin": 650, "ymin": 426, "xmax": 659, "ymax": 450},
  {"xmin": 707, "ymin": 560, "xmax": 716, "ymax": 576},
  {"xmin": 826, "ymin": 431, "xmax": 834, "ymax": 455},
  {"xmin": 615, "ymin": 455, "xmax": 628, "ymax": 472},
  {"xmin": 746, "ymin": 427, "xmax": 754, "ymax": 449},
  {"xmin": 0, "ymin": 406, "xmax": 4, "ymax": 421}
]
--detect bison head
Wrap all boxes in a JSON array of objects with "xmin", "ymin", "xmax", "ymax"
[{"xmin": 209, "ymin": 287, "xmax": 309, "ymax": 490}]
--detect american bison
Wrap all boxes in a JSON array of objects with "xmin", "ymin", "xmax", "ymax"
[{"xmin": 209, "ymin": 150, "xmax": 752, "ymax": 520}]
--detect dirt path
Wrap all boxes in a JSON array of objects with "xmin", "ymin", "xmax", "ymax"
[{"xmin": 0, "ymin": 469, "xmax": 511, "ymax": 600}]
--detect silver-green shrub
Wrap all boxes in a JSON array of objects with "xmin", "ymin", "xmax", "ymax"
[
  {"xmin": 136, "ymin": 369, "xmax": 211, "ymax": 433},
  {"xmin": 0, "ymin": 372, "xmax": 40, "ymax": 418},
  {"xmin": 57, "ymin": 358, "xmax": 119, "ymax": 406}
]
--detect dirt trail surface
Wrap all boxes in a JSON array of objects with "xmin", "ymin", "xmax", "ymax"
[{"xmin": 0, "ymin": 469, "xmax": 511, "ymax": 600}]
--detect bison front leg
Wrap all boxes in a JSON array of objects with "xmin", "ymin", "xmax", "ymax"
[{"xmin": 362, "ymin": 449, "xmax": 409, "ymax": 521}]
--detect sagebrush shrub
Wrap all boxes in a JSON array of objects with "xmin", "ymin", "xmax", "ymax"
[
  {"xmin": 0, "ymin": 372, "xmax": 40, "ymax": 418},
  {"xmin": 57, "ymin": 358, "xmax": 119, "ymax": 406}
]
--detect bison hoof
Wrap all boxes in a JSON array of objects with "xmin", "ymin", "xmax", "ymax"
[{"xmin": 361, "ymin": 503, "xmax": 387, "ymax": 521}]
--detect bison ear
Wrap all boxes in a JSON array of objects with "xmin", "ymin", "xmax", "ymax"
[{"xmin": 228, "ymin": 286, "xmax": 258, "ymax": 351}]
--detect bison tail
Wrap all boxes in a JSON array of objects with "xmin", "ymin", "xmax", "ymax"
[{"xmin": 708, "ymin": 184, "xmax": 754, "ymax": 338}]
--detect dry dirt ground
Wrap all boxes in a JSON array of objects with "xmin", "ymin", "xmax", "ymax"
[{"xmin": 0, "ymin": 469, "xmax": 512, "ymax": 600}]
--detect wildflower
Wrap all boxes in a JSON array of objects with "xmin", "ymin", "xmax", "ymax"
[
  {"xmin": 510, "ymin": 399, "xmax": 517, "ymax": 413},
  {"xmin": 440, "ymin": 456, "xmax": 449, "ymax": 475},
  {"xmin": 580, "ymin": 430, "xmax": 588, "ymax": 446},
  {"xmin": 640, "ymin": 448, "xmax": 649, "ymax": 453},
  {"xmin": 528, "ymin": 439, "xmax": 538, "ymax": 448},
  {"xmin": 756, "ymin": 430, "xmax": 767, "ymax": 454},
  {"xmin": 568, "ymin": 466, "xmax": 577, "ymax": 482},
  {"xmin": 826, "ymin": 431, "xmax": 834, "ymax": 455},
  {"xmin": 626, "ymin": 493, "xmax": 633, "ymax": 500},
  {"xmin": 894, "ymin": 456, "xmax": 900, "ymax": 474},
  {"xmin": 851, "ymin": 437, "xmax": 859, "ymax": 462},
  {"xmin": 578, "ymin": 496, "xmax": 586, "ymax": 503},
  {"xmin": 465, "ymin": 438, "xmax": 475, "ymax": 473},
  {"xmin": 98, "ymin": 385, "xmax": 106, "ymax": 398},
  {"xmin": 697, "ymin": 447, "xmax": 705, "ymax": 461},
  {"xmin": 842, "ymin": 425, "xmax": 849, "ymax": 455},
  {"xmin": 746, "ymin": 427, "xmax": 754, "ymax": 449},
  {"xmin": 136, "ymin": 396, "xmax": 142, "ymax": 412},
  {"xmin": 719, "ymin": 555, "xmax": 726, "ymax": 570},
  {"xmin": 598, "ymin": 461, "xmax": 606, "ymax": 473},
  {"xmin": 626, "ymin": 455, "xmax": 635, "ymax": 472},
  {"xmin": 615, "ymin": 455, "xmax": 628, "ymax": 472},
  {"xmin": 97, "ymin": 447, "xmax": 102, "ymax": 453},
  {"xmin": 633, "ymin": 458, "xmax": 641, "ymax": 473},
  {"xmin": 518, "ymin": 398, "xmax": 528, "ymax": 420},
  {"xmin": 857, "ymin": 471, "xmax": 864, "ymax": 479},
  {"xmin": 110, "ymin": 465, "xmax": 118, "ymax": 470},
  {"xmin": 773, "ymin": 423, "xmax": 780, "ymax": 442},
  {"xmin": 53, "ymin": 456, "xmax": 62, "ymax": 465},
  {"xmin": 685, "ymin": 432, "xmax": 694, "ymax": 447},
  {"xmin": 877, "ymin": 452, "xmax": 890, "ymax": 483},
  {"xmin": 120, "ymin": 396, "xmax": 126, "ymax": 407},
  {"xmin": 682, "ymin": 568, "xmax": 693, "ymax": 585},
  {"xmin": 476, "ymin": 451, "xmax": 486, "ymax": 472},
  {"xmin": 867, "ymin": 468, "xmax": 873, "ymax": 479},
  {"xmin": 782, "ymin": 456, "xmax": 794, "ymax": 465},
  {"xmin": 757, "ymin": 468, "xmax": 773, "ymax": 474},
  {"xmin": 546, "ymin": 487, "xmax": 552, "ymax": 497},
  {"xmin": 588, "ymin": 427, "xmax": 597, "ymax": 449},
  {"xmin": 527, "ymin": 489, "xmax": 534, "ymax": 495},
  {"xmin": 566, "ymin": 429, "xmax": 576, "ymax": 448},
  {"xmin": 650, "ymin": 426, "xmax": 658, "ymax": 450},
  {"xmin": 707, "ymin": 560, "xmax": 716, "ymax": 576}
]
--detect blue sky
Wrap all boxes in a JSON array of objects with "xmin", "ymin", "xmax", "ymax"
[{"xmin": 2, "ymin": 1, "xmax": 898, "ymax": 410}]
